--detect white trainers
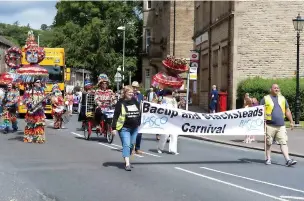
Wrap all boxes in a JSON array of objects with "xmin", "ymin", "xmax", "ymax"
[
  {"xmin": 265, "ymin": 159, "xmax": 271, "ymax": 165},
  {"xmin": 157, "ymin": 149, "xmax": 163, "ymax": 154}
]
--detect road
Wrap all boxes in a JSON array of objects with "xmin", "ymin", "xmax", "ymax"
[{"xmin": 0, "ymin": 115, "xmax": 303, "ymax": 201}]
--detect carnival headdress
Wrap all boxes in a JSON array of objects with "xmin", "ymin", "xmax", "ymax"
[
  {"xmin": 97, "ymin": 74, "xmax": 110, "ymax": 85},
  {"xmin": 84, "ymin": 80, "xmax": 93, "ymax": 88},
  {"xmin": 152, "ymin": 55, "xmax": 189, "ymax": 89},
  {"xmin": 15, "ymin": 30, "xmax": 48, "ymax": 83}
]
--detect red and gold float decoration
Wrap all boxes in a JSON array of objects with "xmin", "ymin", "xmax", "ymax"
[
  {"xmin": 16, "ymin": 30, "xmax": 48, "ymax": 83},
  {"xmin": 152, "ymin": 55, "xmax": 189, "ymax": 89},
  {"xmin": 4, "ymin": 47, "xmax": 22, "ymax": 70}
]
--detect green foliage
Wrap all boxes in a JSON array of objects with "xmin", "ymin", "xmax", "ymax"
[
  {"xmin": 0, "ymin": 1, "xmax": 143, "ymax": 85},
  {"xmin": 51, "ymin": 1, "xmax": 143, "ymax": 83},
  {"xmin": 237, "ymin": 77, "xmax": 304, "ymax": 120},
  {"xmin": 0, "ymin": 23, "xmax": 54, "ymax": 47}
]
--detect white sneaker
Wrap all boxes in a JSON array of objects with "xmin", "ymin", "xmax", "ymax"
[{"xmin": 157, "ymin": 149, "xmax": 163, "ymax": 154}]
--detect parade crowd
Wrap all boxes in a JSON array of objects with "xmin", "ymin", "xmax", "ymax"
[{"xmin": 0, "ymin": 31, "xmax": 297, "ymax": 172}]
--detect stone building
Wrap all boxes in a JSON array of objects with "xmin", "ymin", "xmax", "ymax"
[
  {"xmin": 0, "ymin": 36, "xmax": 14, "ymax": 73},
  {"xmin": 142, "ymin": 0, "xmax": 194, "ymax": 89},
  {"xmin": 193, "ymin": 1, "xmax": 304, "ymax": 110}
]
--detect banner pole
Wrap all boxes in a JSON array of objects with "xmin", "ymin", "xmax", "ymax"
[
  {"xmin": 186, "ymin": 72, "xmax": 190, "ymax": 111},
  {"xmin": 264, "ymin": 121, "xmax": 267, "ymax": 160}
]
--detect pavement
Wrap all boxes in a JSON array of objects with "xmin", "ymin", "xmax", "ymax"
[
  {"xmin": 188, "ymin": 105, "xmax": 304, "ymax": 158},
  {"xmin": 0, "ymin": 116, "xmax": 304, "ymax": 201}
]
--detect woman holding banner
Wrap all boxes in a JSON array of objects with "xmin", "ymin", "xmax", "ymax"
[
  {"xmin": 157, "ymin": 89, "xmax": 179, "ymax": 155},
  {"xmin": 152, "ymin": 55, "xmax": 188, "ymax": 155}
]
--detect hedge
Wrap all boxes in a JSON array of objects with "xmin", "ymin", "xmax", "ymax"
[{"xmin": 237, "ymin": 77, "xmax": 304, "ymax": 120}]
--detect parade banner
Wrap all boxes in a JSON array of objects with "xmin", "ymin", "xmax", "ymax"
[{"xmin": 139, "ymin": 101, "xmax": 265, "ymax": 136}]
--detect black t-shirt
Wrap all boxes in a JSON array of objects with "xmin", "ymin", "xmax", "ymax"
[{"xmin": 112, "ymin": 98, "xmax": 140, "ymax": 130}]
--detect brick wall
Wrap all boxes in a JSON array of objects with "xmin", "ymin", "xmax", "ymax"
[{"xmin": 234, "ymin": 1, "xmax": 304, "ymax": 83}]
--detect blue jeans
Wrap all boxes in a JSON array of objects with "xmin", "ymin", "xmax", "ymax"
[
  {"xmin": 119, "ymin": 127, "xmax": 138, "ymax": 158},
  {"xmin": 135, "ymin": 133, "xmax": 142, "ymax": 151}
]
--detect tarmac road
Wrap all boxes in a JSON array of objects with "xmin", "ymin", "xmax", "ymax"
[{"xmin": 0, "ymin": 115, "xmax": 303, "ymax": 201}]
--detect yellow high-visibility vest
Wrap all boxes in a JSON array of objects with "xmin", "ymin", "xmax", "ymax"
[
  {"xmin": 264, "ymin": 94, "xmax": 286, "ymax": 120},
  {"xmin": 116, "ymin": 104, "xmax": 126, "ymax": 130}
]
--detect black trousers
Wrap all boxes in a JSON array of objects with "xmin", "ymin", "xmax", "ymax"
[{"xmin": 95, "ymin": 107, "xmax": 105, "ymax": 124}]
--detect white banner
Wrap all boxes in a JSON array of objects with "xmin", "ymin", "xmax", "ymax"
[{"xmin": 139, "ymin": 101, "xmax": 265, "ymax": 136}]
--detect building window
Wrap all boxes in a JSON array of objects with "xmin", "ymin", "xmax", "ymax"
[
  {"xmin": 145, "ymin": 69, "xmax": 150, "ymax": 78},
  {"xmin": 145, "ymin": 29, "xmax": 151, "ymax": 53},
  {"xmin": 147, "ymin": 1, "xmax": 152, "ymax": 9}
]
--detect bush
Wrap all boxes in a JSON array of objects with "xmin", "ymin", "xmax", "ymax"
[{"xmin": 237, "ymin": 77, "xmax": 304, "ymax": 120}]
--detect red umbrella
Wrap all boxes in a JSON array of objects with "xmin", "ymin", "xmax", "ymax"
[
  {"xmin": 152, "ymin": 72, "xmax": 184, "ymax": 89},
  {"xmin": 0, "ymin": 72, "xmax": 16, "ymax": 85},
  {"xmin": 16, "ymin": 64, "xmax": 48, "ymax": 83}
]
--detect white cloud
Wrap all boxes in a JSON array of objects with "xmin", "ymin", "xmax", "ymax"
[{"xmin": 0, "ymin": 1, "xmax": 57, "ymax": 29}]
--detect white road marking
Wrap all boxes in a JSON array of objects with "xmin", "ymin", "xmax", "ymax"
[
  {"xmin": 98, "ymin": 142, "xmax": 120, "ymax": 150},
  {"xmin": 200, "ymin": 167, "xmax": 304, "ymax": 194},
  {"xmin": 109, "ymin": 144, "xmax": 144, "ymax": 158},
  {"xmin": 175, "ymin": 167, "xmax": 288, "ymax": 201},
  {"xmin": 111, "ymin": 143, "xmax": 161, "ymax": 157},
  {"xmin": 71, "ymin": 132, "xmax": 83, "ymax": 138},
  {"xmin": 280, "ymin": 196, "xmax": 304, "ymax": 200}
]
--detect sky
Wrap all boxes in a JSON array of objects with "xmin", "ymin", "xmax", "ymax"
[{"xmin": 0, "ymin": 1, "xmax": 57, "ymax": 29}]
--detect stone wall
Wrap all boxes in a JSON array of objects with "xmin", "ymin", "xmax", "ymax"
[{"xmin": 234, "ymin": 1, "xmax": 304, "ymax": 82}]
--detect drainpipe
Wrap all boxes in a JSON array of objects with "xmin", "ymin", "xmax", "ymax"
[
  {"xmin": 208, "ymin": 1, "xmax": 212, "ymax": 107},
  {"xmin": 173, "ymin": 0, "xmax": 176, "ymax": 56},
  {"xmin": 227, "ymin": 1, "xmax": 233, "ymax": 110}
]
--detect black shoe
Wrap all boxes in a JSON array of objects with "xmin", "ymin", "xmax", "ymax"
[
  {"xmin": 3, "ymin": 128, "xmax": 9, "ymax": 134},
  {"xmin": 125, "ymin": 165, "xmax": 131, "ymax": 171},
  {"xmin": 286, "ymin": 159, "xmax": 297, "ymax": 167}
]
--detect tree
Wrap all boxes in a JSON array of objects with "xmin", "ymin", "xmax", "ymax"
[
  {"xmin": 13, "ymin": 21, "xmax": 19, "ymax": 26},
  {"xmin": 52, "ymin": 1, "xmax": 142, "ymax": 84},
  {"xmin": 40, "ymin": 24, "xmax": 48, "ymax": 30}
]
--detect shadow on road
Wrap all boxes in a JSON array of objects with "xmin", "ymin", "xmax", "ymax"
[
  {"xmin": 75, "ymin": 136, "xmax": 109, "ymax": 143},
  {"xmin": 103, "ymin": 160, "xmax": 250, "ymax": 169},
  {"xmin": 149, "ymin": 149, "xmax": 171, "ymax": 154},
  {"xmin": 239, "ymin": 158, "xmax": 286, "ymax": 167},
  {"xmin": 141, "ymin": 137, "xmax": 157, "ymax": 142},
  {"xmin": 8, "ymin": 136, "xmax": 24, "ymax": 142}
]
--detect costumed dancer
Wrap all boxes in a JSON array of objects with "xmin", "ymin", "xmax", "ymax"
[
  {"xmin": 94, "ymin": 74, "xmax": 116, "ymax": 130},
  {"xmin": 78, "ymin": 80, "xmax": 95, "ymax": 128},
  {"xmin": 23, "ymin": 79, "xmax": 46, "ymax": 143},
  {"xmin": 51, "ymin": 84, "xmax": 65, "ymax": 129},
  {"xmin": 152, "ymin": 55, "xmax": 189, "ymax": 155},
  {"xmin": 19, "ymin": 31, "xmax": 48, "ymax": 143},
  {"xmin": 2, "ymin": 83, "xmax": 19, "ymax": 133},
  {"xmin": 1, "ymin": 46, "xmax": 22, "ymax": 133}
]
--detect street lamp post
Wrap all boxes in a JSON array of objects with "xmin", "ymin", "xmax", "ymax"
[
  {"xmin": 114, "ymin": 66, "xmax": 122, "ymax": 95},
  {"xmin": 38, "ymin": 34, "xmax": 41, "ymax": 46},
  {"xmin": 293, "ymin": 14, "xmax": 304, "ymax": 126},
  {"xmin": 117, "ymin": 26, "xmax": 126, "ymax": 88}
]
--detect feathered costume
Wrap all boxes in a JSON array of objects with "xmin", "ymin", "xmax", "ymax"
[
  {"xmin": 20, "ymin": 31, "xmax": 48, "ymax": 143},
  {"xmin": 51, "ymin": 84, "xmax": 65, "ymax": 129},
  {"xmin": 23, "ymin": 86, "xmax": 46, "ymax": 143}
]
